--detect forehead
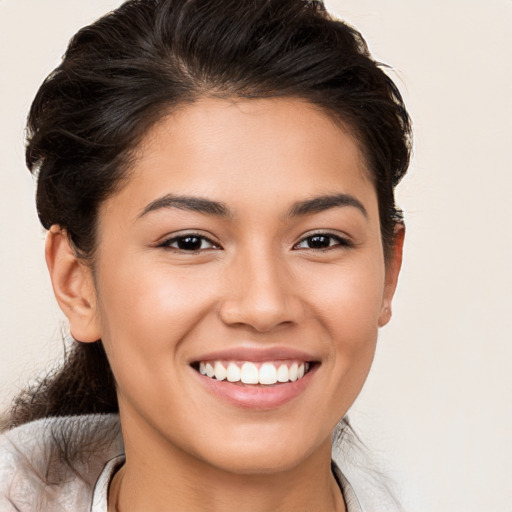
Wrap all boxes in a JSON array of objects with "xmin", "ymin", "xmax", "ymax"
[{"xmin": 104, "ymin": 97, "xmax": 378, "ymax": 221}]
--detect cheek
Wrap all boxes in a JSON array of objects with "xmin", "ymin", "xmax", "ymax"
[
  {"xmin": 95, "ymin": 260, "xmax": 218, "ymax": 370},
  {"xmin": 307, "ymin": 255, "xmax": 385, "ymax": 337},
  {"xmin": 304, "ymin": 256, "xmax": 385, "ymax": 394}
]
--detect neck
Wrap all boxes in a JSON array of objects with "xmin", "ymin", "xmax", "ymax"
[{"xmin": 110, "ymin": 413, "xmax": 346, "ymax": 512}]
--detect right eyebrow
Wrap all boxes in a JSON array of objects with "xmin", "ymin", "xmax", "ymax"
[{"xmin": 137, "ymin": 194, "xmax": 231, "ymax": 219}]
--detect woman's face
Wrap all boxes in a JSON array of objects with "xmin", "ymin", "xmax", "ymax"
[{"xmin": 80, "ymin": 97, "xmax": 401, "ymax": 474}]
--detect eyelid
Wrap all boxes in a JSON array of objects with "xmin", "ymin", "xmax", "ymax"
[
  {"xmin": 157, "ymin": 230, "xmax": 222, "ymax": 251},
  {"xmin": 292, "ymin": 230, "xmax": 353, "ymax": 250}
]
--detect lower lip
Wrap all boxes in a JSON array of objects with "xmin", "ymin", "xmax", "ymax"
[{"xmin": 193, "ymin": 366, "xmax": 317, "ymax": 410}]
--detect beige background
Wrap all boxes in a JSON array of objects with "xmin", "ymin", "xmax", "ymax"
[{"xmin": 1, "ymin": 1, "xmax": 511, "ymax": 510}]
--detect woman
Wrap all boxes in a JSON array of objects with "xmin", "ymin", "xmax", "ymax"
[{"xmin": 0, "ymin": 0, "xmax": 411, "ymax": 510}]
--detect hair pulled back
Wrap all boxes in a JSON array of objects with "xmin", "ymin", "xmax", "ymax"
[{"xmin": 9, "ymin": 0, "xmax": 412, "ymax": 427}]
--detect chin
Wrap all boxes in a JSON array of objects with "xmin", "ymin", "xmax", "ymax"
[
  {"xmin": 204, "ymin": 447, "xmax": 311, "ymax": 476},
  {"xmin": 192, "ymin": 427, "xmax": 330, "ymax": 476}
]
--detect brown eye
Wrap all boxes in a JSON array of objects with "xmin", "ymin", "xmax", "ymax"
[
  {"xmin": 306, "ymin": 235, "xmax": 332, "ymax": 249},
  {"xmin": 294, "ymin": 233, "xmax": 351, "ymax": 250},
  {"xmin": 176, "ymin": 236, "xmax": 203, "ymax": 250},
  {"xmin": 160, "ymin": 234, "xmax": 218, "ymax": 251}
]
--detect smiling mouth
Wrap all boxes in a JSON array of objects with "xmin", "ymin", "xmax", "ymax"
[{"xmin": 191, "ymin": 360, "xmax": 313, "ymax": 386}]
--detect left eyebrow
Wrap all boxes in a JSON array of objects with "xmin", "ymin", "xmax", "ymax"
[
  {"xmin": 137, "ymin": 194, "xmax": 231, "ymax": 219},
  {"xmin": 286, "ymin": 193, "xmax": 368, "ymax": 218}
]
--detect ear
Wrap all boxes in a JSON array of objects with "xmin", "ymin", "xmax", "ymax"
[
  {"xmin": 45, "ymin": 226, "xmax": 101, "ymax": 342},
  {"xmin": 378, "ymin": 224, "xmax": 405, "ymax": 327}
]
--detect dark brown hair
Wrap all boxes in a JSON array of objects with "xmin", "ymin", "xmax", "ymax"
[{"xmin": 6, "ymin": 0, "xmax": 411, "ymax": 428}]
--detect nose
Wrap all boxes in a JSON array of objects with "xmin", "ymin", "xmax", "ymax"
[{"xmin": 219, "ymin": 249, "xmax": 303, "ymax": 333}]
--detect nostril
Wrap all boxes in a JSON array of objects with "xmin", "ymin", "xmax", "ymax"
[
  {"xmin": 218, "ymin": 299, "xmax": 301, "ymax": 333},
  {"xmin": 218, "ymin": 267, "xmax": 303, "ymax": 332}
]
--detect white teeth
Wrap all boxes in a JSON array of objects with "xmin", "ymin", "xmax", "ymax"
[
  {"xmin": 205, "ymin": 363, "xmax": 215, "ymax": 378},
  {"xmin": 289, "ymin": 362, "xmax": 298, "ymax": 381},
  {"xmin": 240, "ymin": 362, "xmax": 259, "ymax": 384},
  {"xmin": 226, "ymin": 362, "xmax": 241, "ymax": 382},
  {"xmin": 214, "ymin": 361, "xmax": 227, "ymax": 381},
  {"xmin": 259, "ymin": 362, "xmax": 278, "ymax": 385},
  {"xmin": 198, "ymin": 360, "xmax": 311, "ymax": 385},
  {"xmin": 277, "ymin": 363, "xmax": 289, "ymax": 382}
]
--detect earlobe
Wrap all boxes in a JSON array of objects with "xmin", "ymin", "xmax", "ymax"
[
  {"xmin": 378, "ymin": 224, "xmax": 405, "ymax": 327},
  {"xmin": 45, "ymin": 226, "xmax": 101, "ymax": 342}
]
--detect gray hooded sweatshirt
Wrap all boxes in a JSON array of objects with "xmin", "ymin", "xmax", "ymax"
[{"xmin": 0, "ymin": 414, "xmax": 362, "ymax": 511}]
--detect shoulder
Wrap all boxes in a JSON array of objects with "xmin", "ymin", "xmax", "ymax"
[{"xmin": 0, "ymin": 414, "xmax": 123, "ymax": 512}]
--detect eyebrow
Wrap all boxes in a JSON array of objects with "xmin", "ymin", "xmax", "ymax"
[
  {"xmin": 137, "ymin": 194, "xmax": 230, "ymax": 219},
  {"xmin": 137, "ymin": 192, "xmax": 367, "ymax": 220},
  {"xmin": 287, "ymin": 193, "xmax": 368, "ymax": 218}
]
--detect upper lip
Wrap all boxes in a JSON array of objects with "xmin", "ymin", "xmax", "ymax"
[{"xmin": 190, "ymin": 346, "xmax": 319, "ymax": 364}]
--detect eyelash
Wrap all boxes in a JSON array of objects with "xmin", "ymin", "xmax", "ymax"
[
  {"xmin": 158, "ymin": 231, "xmax": 351, "ymax": 253},
  {"xmin": 158, "ymin": 233, "xmax": 220, "ymax": 252},
  {"xmin": 293, "ymin": 232, "xmax": 352, "ymax": 251}
]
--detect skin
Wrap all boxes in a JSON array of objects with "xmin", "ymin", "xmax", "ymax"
[{"xmin": 46, "ymin": 97, "xmax": 403, "ymax": 512}]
